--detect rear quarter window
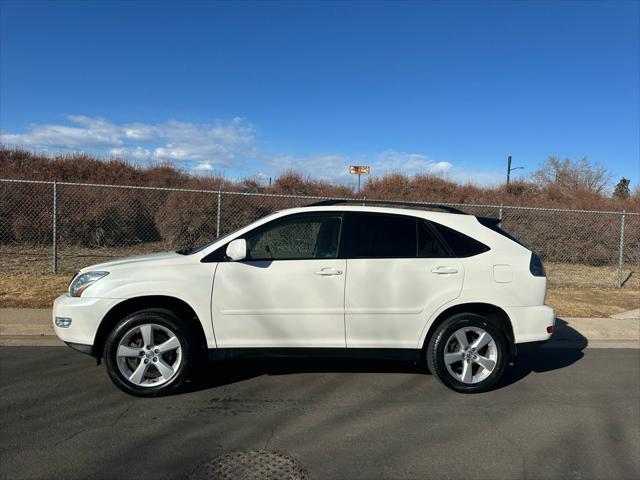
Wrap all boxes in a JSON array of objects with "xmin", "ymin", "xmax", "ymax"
[
  {"xmin": 431, "ymin": 221, "xmax": 490, "ymax": 257},
  {"xmin": 477, "ymin": 216, "xmax": 527, "ymax": 248}
]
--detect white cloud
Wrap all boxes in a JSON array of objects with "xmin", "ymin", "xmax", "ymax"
[
  {"xmin": 370, "ymin": 150, "xmax": 453, "ymax": 176},
  {"xmin": 1, "ymin": 117, "xmax": 124, "ymax": 149},
  {"xmin": 267, "ymin": 150, "xmax": 454, "ymax": 183},
  {"xmin": 0, "ymin": 114, "xmax": 503, "ymax": 186},
  {"xmin": 109, "ymin": 146, "xmax": 152, "ymax": 160},
  {"xmin": 268, "ymin": 153, "xmax": 347, "ymax": 180},
  {"xmin": 448, "ymin": 169, "xmax": 504, "ymax": 186},
  {"xmin": 122, "ymin": 124, "xmax": 157, "ymax": 141},
  {"xmin": 0, "ymin": 115, "xmax": 256, "ymax": 168},
  {"xmin": 209, "ymin": 117, "xmax": 255, "ymax": 146},
  {"xmin": 194, "ymin": 162, "xmax": 214, "ymax": 171}
]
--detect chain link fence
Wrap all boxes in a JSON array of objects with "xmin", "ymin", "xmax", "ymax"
[{"xmin": 1, "ymin": 178, "xmax": 638, "ymax": 288}]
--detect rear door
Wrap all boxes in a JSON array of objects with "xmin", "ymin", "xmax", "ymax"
[{"xmin": 343, "ymin": 213, "xmax": 464, "ymax": 348}]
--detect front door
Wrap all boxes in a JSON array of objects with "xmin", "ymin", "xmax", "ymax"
[{"xmin": 212, "ymin": 213, "xmax": 346, "ymax": 348}]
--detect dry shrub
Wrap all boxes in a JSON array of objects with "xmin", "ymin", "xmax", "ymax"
[
  {"xmin": 502, "ymin": 209, "xmax": 620, "ymax": 265},
  {"xmin": 155, "ymin": 191, "xmax": 218, "ymax": 249},
  {"xmin": 364, "ymin": 173, "xmax": 413, "ymax": 199},
  {"xmin": 154, "ymin": 178, "xmax": 227, "ymax": 249},
  {"xmin": 57, "ymin": 186, "xmax": 161, "ymax": 247},
  {"xmin": 1, "ymin": 182, "xmax": 52, "ymax": 245},
  {"xmin": 1, "ymin": 147, "xmax": 639, "ymax": 261},
  {"xmin": 0, "ymin": 184, "xmax": 18, "ymax": 244},
  {"xmin": 274, "ymin": 171, "xmax": 351, "ymax": 197}
]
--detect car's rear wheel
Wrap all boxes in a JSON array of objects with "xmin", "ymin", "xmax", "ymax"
[
  {"xmin": 426, "ymin": 313, "xmax": 507, "ymax": 393},
  {"xmin": 104, "ymin": 309, "xmax": 194, "ymax": 396}
]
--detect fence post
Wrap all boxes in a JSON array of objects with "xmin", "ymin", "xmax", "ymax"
[
  {"xmin": 52, "ymin": 181, "xmax": 58, "ymax": 274},
  {"xmin": 616, "ymin": 210, "xmax": 626, "ymax": 288},
  {"xmin": 498, "ymin": 204, "xmax": 503, "ymax": 222},
  {"xmin": 216, "ymin": 190, "xmax": 222, "ymax": 238}
]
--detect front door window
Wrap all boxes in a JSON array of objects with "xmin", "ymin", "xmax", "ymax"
[{"xmin": 245, "ymin": 216, "xmax": 341, "ymax": 260}]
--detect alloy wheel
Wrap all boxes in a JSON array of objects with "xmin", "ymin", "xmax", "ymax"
[
  {"xmin": 115, "ymin": 323, "xmax": 183, "ymax": 387},
  {"xmin": 443, "ymin": 326, "xmax": 498, "ymax": 384}
]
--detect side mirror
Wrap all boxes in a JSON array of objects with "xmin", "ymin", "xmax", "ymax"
[{"xmin": 226, "ymin": 239, "xmax": 247, "ymax": 261}]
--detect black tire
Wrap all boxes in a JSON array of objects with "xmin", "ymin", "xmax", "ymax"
[
  {"xmin": 426, "ymin": 313, "xmax": 508, "ymax": 393},
  {"xmin": 104, "ymin": 308, "xmax": 196, "ymax": 397}
]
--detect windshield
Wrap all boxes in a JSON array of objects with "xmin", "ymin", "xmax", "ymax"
[{"xmin": 176, "ymin": 212, "xmax": 281, "ymax": 255}]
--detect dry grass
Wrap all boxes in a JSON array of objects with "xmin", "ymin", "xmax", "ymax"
[
  {"xmin": 0, "ymin": 243, "xmax": 168, "ymax": 275},
  {"xmin": 546, "ymin": 287, "xmax": 639, "ymax": 318},
  {"xmin": 0, "ymin": 273, "xmax": 638, "ymax": 318},
  {"xmin": 0, "ymin": 274, "xmax": 70, "ymax": 309},
  {"xmin": 545, "ymin": 262, "xmax": 640, "ymax": 289}
]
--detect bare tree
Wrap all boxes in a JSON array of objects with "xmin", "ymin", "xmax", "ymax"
[{"xmin": 532, "ymin": 156, "xmax": 612, "ymax": 194}]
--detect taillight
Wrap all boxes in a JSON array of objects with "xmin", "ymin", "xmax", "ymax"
[{"xmin": 529, "ymin": 252, "xmax": 546, "ymax": 277}]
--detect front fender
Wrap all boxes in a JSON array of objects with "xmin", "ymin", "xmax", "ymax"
[{"xmin": 83, "ymin": 263, "xmax": 217, "ymax": 347}]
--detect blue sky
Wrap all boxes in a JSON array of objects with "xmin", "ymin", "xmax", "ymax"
[{"xmin": 1, "ymin": 0, "xmax": 639, "ymax": 188}]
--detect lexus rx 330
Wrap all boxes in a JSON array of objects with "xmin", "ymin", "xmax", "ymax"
[{"xmin": 53, "ymin": 202, "xmax": 555, "ymax": 396}]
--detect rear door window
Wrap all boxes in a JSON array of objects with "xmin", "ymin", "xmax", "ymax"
[
  {"xmin": 345, "ymin": 213, "xmax": 417, "ymax": 258},
  {"xmin": 418, "ymin": 221, "xmax": 450, "ymax": 258}
]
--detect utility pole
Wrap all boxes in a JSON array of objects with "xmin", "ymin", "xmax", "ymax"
[{"xmin": 506, "ymin": 155, "xmax": 524, "ymax": 184}]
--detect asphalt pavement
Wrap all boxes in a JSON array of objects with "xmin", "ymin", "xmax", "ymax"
[{"xmin": 1, "ymin": 346, "xmax": 639, "ymax": 479}]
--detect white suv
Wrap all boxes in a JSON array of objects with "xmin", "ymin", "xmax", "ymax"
[{"xmin": 53, "ymin": 201, "xmax": 555, "ymax": 396}]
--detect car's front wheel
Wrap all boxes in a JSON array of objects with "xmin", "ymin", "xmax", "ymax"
[
  {"xmin": 104, "ymin": 309, "xmax": 195, "ymax": 396},
  {"xmin": 426, "ymin": 313, "xmax": 508, "ymax": 393}
]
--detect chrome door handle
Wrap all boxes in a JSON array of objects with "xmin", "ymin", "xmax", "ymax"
[
  {"xmin": 431, "ymin": 266, "xmax": 458, "ymax": 275},
  {"xmin": 314, "ymin": 268, "xmax": 343, "ymax": 276}
]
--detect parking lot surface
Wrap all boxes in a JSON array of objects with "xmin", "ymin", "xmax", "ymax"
[{"xmin": 1, "ymin": 346, "xmax": 639, "ymax": 479}]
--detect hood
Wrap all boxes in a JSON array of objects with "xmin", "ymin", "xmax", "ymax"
[{"xmin": 80, "ymin": 251, "xmax": 183, "ymax": 272}]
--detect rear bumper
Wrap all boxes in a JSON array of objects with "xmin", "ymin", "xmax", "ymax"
[{"xmin": 504, "ymin": 304, "xmax": 555, "ymax": 345}]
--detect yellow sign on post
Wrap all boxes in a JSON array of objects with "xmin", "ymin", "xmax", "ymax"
[{"xmin": 349, "ymin": 165, "xmax": 369, "ymax": 193}]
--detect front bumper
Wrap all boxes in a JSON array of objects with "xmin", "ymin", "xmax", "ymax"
[
  {"xmin": 52, "ymin": 294, "xmax": 121, "ymax": 354},
  {"xmin": 504, "ymin": 304, "xmax": 556, "ymax": 345}
]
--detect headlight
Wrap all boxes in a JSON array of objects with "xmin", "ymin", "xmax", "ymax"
[{"xmin": 69, "ymin": 271, "xmax": 109, "ymax": 297}]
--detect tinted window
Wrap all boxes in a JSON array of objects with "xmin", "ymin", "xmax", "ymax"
[
  {"xmin": 245, "ymin": 216, "xmax": 341, "ymax": 260},
  {"xmin": 477, "ymin": 217, "xmax": 527, "ymax": 247},
  {"xmin": 348, "ymin": 214, "xmax": 416, "ymax": 258},
  {"xmin": 431, "ymin": 222, "xmax": 490, "ymax": 257},
  {"xmin": 418, "ymin": 221, "xmax": 449, "ymax": 258}
]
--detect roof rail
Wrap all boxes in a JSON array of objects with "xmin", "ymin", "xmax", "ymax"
[{"xmin": 306, "ymin": 199, "xmax": 468, "ymax": 215}]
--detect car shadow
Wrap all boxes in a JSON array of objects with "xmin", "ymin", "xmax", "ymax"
[
  {"xmin": 498, "ymin": 317, "xmax": 587, "ymax": 388},
  {"xmin": 183, "ymin": 356, "xmax": 426, "ymax": 394},
  {"xmin": 181, "ymin": 317, "xmax": 587, "ymax": 395}
]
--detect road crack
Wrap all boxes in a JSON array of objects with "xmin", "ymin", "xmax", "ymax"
[{"xmin": 263, "ymin": 426, "xmax": 276, "ymax": 449}]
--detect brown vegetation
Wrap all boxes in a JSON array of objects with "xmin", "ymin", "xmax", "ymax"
[
  {"xmin": 2, "ymin": 146, "xmax": 637, "ymax": 210},
  {"xmin": 546, "ymin": 288, "xmax": 640, "ymax": 318},
  {"xmin": 1, "ymin": 146, "xmax": 638, "ymax": 259}
]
